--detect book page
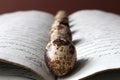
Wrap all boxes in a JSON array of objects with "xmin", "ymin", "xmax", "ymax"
[
  {"xmin": 59, "ymin": 10, "xmax": 120, "ymax": 80},
  {"xmin": 84, "ymin": 70, "xmax": 120, "ymax": 80},
  {"xmin": 0, "ymin": 11, "xmax": 55, "ymax": 80},
  {"xmin": 0, "ymin": 62, "xmax": 41, "ymax": 80}
]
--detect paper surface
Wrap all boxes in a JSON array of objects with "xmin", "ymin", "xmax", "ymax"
[
  {"xmin": 0, "ymin": 62, "xmax": 41, "ymax": 80},
  {"xmin": 59, "ymin": 10, "xmax": 120, "ymax": 80},
  {"xmin": 0, "ymin": 11, "xmax": 54, "ymax": 80}
]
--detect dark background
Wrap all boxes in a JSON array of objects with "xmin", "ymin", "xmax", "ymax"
[{"xmin": 0, "ymin": 0, "xmax": 119, "ymax": 15}]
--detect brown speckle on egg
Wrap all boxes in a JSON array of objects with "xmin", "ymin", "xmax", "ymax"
[
  {"xmin": 53, "ymin": 39, "xmax": 70, "ymax": 46},
  {"xmin": 60, "ymin": 47, "xmax": 63, "ymax": 52}
]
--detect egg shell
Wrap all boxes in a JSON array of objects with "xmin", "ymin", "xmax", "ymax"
[
  {"xmin": 45, "ymin": 39, "xmax": 76, "ymax": 76},
  {"xmin": 50, "ymin": 24, "xmax": 72, "ymax": 41}
]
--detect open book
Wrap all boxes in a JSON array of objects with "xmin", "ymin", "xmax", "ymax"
[{"xmin": 0, "ymin": 10, "xmax": 120, "ymax": 80}]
